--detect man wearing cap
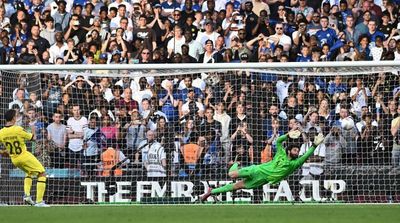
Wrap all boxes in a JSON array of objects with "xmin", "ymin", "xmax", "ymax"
[
  {"xmin": 98, "ymin": 52, "xmax": 109, "ymax": 64},
  {"xmin": 147, "ymin": 4, "xmax": 167, "ymax": 45},
  {"xmin": 196, "ymin": 20, "xmax": 220, "ymax": 46},
  {"xmin": 198, "ymin": 39, "xmax": 223, "ymax": 63},
  {"xmin": 52, "ymin": 0, "xmax": 71, "ymax": 31}
]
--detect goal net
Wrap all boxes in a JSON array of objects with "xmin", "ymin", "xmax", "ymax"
[{"xmin": 0, "ymin": 62, "xmax": 400, "ymax": 205}]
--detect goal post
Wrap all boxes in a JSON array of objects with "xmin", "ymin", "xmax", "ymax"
[{"xmin": 0, "ymin": 61, "xmax": 400, "ymax": 205}]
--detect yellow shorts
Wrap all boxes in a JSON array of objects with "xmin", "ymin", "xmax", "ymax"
[{"xmin": 11, "ymin": 152, "xmax": 45, "ymax": 175}]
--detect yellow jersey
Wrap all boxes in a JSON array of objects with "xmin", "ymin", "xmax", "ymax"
[{"xmin": 0, "ymin": 125, "xmax": 33, "ymax": 159}]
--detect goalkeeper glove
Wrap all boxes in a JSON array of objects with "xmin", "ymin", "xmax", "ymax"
[
  {"xmin": 288, "ymin": 130, "xmax": 301, "ymax": 139},
  {"xmin": 313, "ymin": 133, "xmax": 325, "ymax": 147}
]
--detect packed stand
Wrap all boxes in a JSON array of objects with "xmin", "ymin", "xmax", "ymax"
[{"xmin": 1, "ymin": 0, "xmax": 400, "ymax": 178}]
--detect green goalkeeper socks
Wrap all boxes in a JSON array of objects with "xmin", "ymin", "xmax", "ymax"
[
  {"xmin": 229, "ymin": 162, "xmax": 239, "ymax": 173},
  {"xmin": 211, "ymin": 183, "xmax": 234, "ymax": 195}
]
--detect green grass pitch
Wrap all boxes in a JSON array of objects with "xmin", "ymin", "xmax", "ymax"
[{"xmin": 0, "ymin": 205, "xmax": 399, "ymax": 223}]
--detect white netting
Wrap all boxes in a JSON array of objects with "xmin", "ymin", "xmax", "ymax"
[{"xmin": 0, "ymin": 63, "xmax": 400, "ymax": 205}]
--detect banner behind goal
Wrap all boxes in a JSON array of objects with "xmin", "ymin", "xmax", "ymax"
[{"xmin": 0, "ymin": 62, "xmax": 400, "ymax": 205}]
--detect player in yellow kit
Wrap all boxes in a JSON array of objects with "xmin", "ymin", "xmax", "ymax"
[{"xmin": 0, "ymin": 109, "xmax": 49, "ymax": 207}]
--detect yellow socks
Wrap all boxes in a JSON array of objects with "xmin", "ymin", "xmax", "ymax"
[
  {"xmin": 36, "ymin": 176, "xmax": 47, "ymax": 203},
  {"xmin": 24, "ymin": 176, "xmax": 32, "ymax": 196}
]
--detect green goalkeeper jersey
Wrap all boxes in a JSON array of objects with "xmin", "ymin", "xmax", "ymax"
[{"xmin": 259, "ymin": 134, "xmax": 316, "ymax": 185}]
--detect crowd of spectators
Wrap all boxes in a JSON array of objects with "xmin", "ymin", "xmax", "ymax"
[
  {"xmin": 1, "ymin": 0, "xmax": 400, "ymax": 64},
  {"xmin": 1, "ymin": 0, "xmax": 400, "ymax": 178}
]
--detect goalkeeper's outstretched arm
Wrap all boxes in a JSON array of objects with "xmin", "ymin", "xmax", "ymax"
[{"xmin": 293, "ymin": 133, "xmax": 325, "ymax": 168}]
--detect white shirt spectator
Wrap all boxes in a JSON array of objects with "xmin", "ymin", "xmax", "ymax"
[
  {"xmin": 110, "ymin": 15, "xmax": 133, "ymax": 31},
  {"xmin": 187, "ymin": 40, "xmax": 204, "ymax": 60},
  {"xmin": 350, "ymin": 86, "xmax": 371, "ymax": 108},
  {"xmin": 356, "ymin": 120, "xmax": 379, "ymax": 133},
  {"xmin": 269, "ymin": 33, "xmax": 292, "ymax": 51},
  {"xmin": 300, "ymin": 141, "xmax": 326, "ymax": 176},
  {"xmin": 196, "ymin": 31, "xmax": 220, "ymax": 47},
  {"xmin": 214, "ymin": 112, "xmax": 231, "ymax": 142},
  {"xmin": 49, "ymin": 42, "xmax": 68, "ymax": 64},
  {"xmin": 395, "ymin": 51, "xmax": 400, "ymax": 61},
  {"xmin": 222, "ymin": 18, "xmax": 245, "ymax": 43},
  {"xmin": 167, "ymin": 36, "xmax": 186, "ymax": 55},
  {"xmin": 88, "ymin": 108, "xmax": 116, "ymax": 122},
  {"xmin": 182, "ymin": 101, "xmax": 205, "ymax": 114},
  {"xmin": 108, "ymin": 0, "xmax": 133, "ymax": 17},
  {"xmin": 141, "ymin": 140, "xmax": 167, "ymax": 177},
  {"xmin": 276, "ymin": 80, "xmax": 292, "ymax": 106},
  {"xmin": 201, "ymin": 0, "xmax": 226, "ymax": 12},
  {"xmin": 67, "ymin": 116, "xmax": 88, "ymax": 152},
  {"xmin": 370, "ymin": 46, "xmax": 384, "ymax": 61}
]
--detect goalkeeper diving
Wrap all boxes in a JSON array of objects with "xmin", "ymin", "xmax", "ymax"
[{"xmin": 201, "ymin": 129, "xmax": 325, "ymax": 201}]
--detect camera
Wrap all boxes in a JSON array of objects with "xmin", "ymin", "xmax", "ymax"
[
  {"xmin": 111, "ymin": 33, "xmax": 116, "ymax": 37},
  {"xmin": 73, "ymin": 21, "xmax": 80, "ymax": 26}
]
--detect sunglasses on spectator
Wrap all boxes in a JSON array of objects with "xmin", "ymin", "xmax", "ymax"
[
  {"xmin": 142, "ymin": 51, "xmax": 150, "ymax": 54},
  {"xmin": 174, "ymin": 13, "xmax": 181, "ymax": 16},
  {"xmin": 239, "ymin": 32, "xmax": 246, "ymax": 35},
  {"xmin": 276, "ymin": 27, "xmax": 283, "ymax": 30}
]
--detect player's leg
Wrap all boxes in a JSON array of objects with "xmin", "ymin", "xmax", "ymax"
[
  {"xmin": 201, "ymin": 165, "xmax": 258, "ymax": 201},
  {"xmin": 23, "ymin": 174, "xmax": 35, "ymax": 205},
  {"xmin": 201, "ymin": 180, "xmax": 246, "ymax": 202},
  {"xmin": 19, "ymin": 152, "xmax": 49, "ymax": 207},
  {"xmin": 12, "ymin": 157, "xmax": 35, "ymax": 205},
  {"xmin": 35, "ymin": 172, "xmax": 47, "ymax": 204}
]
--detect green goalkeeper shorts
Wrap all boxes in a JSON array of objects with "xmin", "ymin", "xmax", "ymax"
[{"xmin": 238, "ymin": 165, "xmax": 269, "ymax": 189}]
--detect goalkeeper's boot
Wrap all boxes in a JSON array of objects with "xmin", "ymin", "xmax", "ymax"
[
  {"xmin": 23, "ymin": 195, "xmax": 35, "ymax": 206},
  {"xmin": 34, "ymin": 201, "xmax": 50, "ymax": 207},
  {"xmin": 200, "ymin": 188, "xmax": 212, "ymax": 203}
]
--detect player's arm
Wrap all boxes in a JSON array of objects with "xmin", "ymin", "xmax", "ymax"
[
  {"xmin": 293, "ymin": 133, "xmax": 324, "ymax": 168},
  {"xmin": 19, "ymin": 126, "xmax": 35, "ymax": 141},
  {"xmin": 275, "ymin": 133, "xmax": 288, "ymax": 155},
  {"xmin": 276, "ymin": 130, "xmax": 301, "ymax": 155}
]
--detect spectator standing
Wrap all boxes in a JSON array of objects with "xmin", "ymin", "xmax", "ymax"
[
  {"xmin": 46, "ymin": 111, "xmax": 67, "ymax": 168},
  {"xmin": 132, "ymin": 14, "xmax": 157, "ymax": 51},
  {"xmin": 66, "ymin": 105, "xmax": 88, "ymax": 167},
  {"xmin": 83, "ymin": 116, "xmax": 104, "ymax": 175},
  {"xmin": 141, "ymin": 130, "xmax": 167, "ymax": 177},
  {"xmin": 316, "ymin": 16, "xmax": 338, "ymax": 47},
  {"xmin": 52, "ymin": 0, "xmax": 71, "ymax": 31}
]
